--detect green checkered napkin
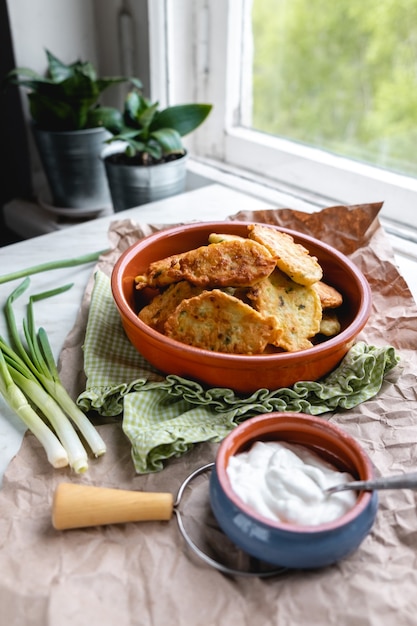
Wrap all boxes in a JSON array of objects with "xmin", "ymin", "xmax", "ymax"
[{"xmin": 77, "ymin": 270, "xmax": 399, "ymax": 473}]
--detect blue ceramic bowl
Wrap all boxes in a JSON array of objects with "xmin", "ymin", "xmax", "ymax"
[{"xmin": 210, "ymin": 413, "xmax": 378, "ymax": 569}]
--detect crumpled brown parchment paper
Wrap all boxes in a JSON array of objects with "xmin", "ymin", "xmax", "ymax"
[{"xmin": 1, "ymin": 202, "xmax": 417, "ymax": 626}]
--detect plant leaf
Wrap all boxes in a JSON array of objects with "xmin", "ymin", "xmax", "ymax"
[
  {"xmin": 124, "ymin": 91, "xmax": 146, "ymax": 124},
  {"xmin": 137, "ymin": 101, "xmax": 160, "ymax": 130},
  {"xmin": 144, "ymin": 140, "xmax": 163, "ymax": 160},
  {"xmin": 152, "ymin": 104, "xmax": 212, "ymax": 136},
  {"xmin": 96, "ymin": 76, "xmax": 142, "ymax": 94},
  {"xmin": 150, "ymin": 128, "xmax": 184, "ymax": 154},
  {"xmin": 125, "ymin": 139, "xmax": 148, "ymax": 157},
  {"xmin": 46, "ymin": 49, "xmax": 78, "ymax": 82},
  {"xmin": 87, "ymin": 106, "xmax": 124, "ymax": 132},
  {"xmin": 3, "ymin": 67, "xmax": 50, "ymax": 88}
]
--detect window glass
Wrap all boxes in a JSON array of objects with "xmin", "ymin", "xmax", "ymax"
[{"xmin": 248, "ymin": 0, "xmax": 417, "ymax": 178}]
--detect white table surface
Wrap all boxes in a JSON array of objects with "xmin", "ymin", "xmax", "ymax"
[{"xmin": 1, "ymin": 183, "xmax": 416, "ymax": 485}]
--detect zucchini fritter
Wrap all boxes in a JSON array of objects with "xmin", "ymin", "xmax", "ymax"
[
  {"xmin": 138, "ymin": 281, "xmax": 204, "ymax": 333},
  {"xmin": 313, "ymin": 280, "xmax": 343, "ymax": 309},
  {"xmin": 136, "ymin": 239, "xmax": 275, "ymax": 290},
  {"xmin": 248, "ymin": 269, "xmax": 322, "ymax": 352},
  {"xmin": 248, "ymin": 223, "xmax": 323, "ymax": 286},
  {"xmin": 319, "ymin": 311, "xmax": 342, "ymax": 337},
  {"xmin": 164, "ymin": 289, "xmax": 275, "ymax": 354},
  {"xmin": 207, "ymin": 232, "xmax": 245, "ymax": 243}
]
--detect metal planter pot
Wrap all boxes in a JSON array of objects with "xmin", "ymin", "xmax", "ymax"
[
  {"xmin": 32, "ymin": 125, "xmax": 112, "ymax": 209},
  {"xmin": 103, "ymin": 151, "xmax": 188, "ymax": 212}
]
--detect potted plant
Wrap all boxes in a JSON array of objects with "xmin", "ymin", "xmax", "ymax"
[
  {"xmin": 102, "ymin": 90, "xmax": 212, "ymax": 211},
  {"xmin": 4, "ymin": 49, "xmax": 142, "ymax": 210}
]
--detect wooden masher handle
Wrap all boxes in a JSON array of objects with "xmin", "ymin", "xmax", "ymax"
[{"xmin": 52, "ymin": 482, "xmax": 174, "ymax": 530}]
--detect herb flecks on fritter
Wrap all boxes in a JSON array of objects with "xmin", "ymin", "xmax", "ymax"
[
  {"xmin": 164, "ymin": 289, "xmax": 276, "ymax": 354},
  {"xmin": 247, "ymin": 269, "xmax": 322, "ymax": 352},
  {"xmin": 138, "ymin": 281, "xmax": 204, "ymax": 333}
]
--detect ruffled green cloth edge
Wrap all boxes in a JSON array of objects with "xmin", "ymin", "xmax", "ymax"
[
  {"xmin": 77, "ymin": 271, "xmax": 399, "ymax": 473},
  {"xmin": 122, "ymin": 342, "xmax": 399, "ymax": 472}
]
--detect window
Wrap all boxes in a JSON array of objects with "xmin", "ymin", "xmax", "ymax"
[
  {"xmin": 250, "ymin": 0, "xmax": 417, "ymax": 180},
  {"xmin": 153, "ymin": 0, "xmax": 417, "ymax": 232}
]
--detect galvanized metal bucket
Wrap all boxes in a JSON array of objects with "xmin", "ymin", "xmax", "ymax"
[
  {"xmin": 32, "ymin": 125, "xmax": 112, "ymax": 209},
  {"xmin": 103, "ymin": 147, "xmax": 188, "ymax": 212}
]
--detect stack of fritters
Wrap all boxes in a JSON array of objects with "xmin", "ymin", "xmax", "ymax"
[{"xmin": 135, "ymin": 224, "xmax": 343, "ymax": 355}]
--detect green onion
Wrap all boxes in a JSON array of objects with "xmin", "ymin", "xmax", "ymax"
[
  {"xmin": 26, "ymin": 287, "xmax": 107, "ymax": 458},
  {"xmin": 0, "ymin": 278, "xmax": 106, "ymax": 472},
  {"xmin": 0, "ymin": 349, "xmax": 69, "ymax": 469},
  {"xmin": 2, "ymin": 344, "xmax": 88, "ymax": 473},
  {"xmin": 0, "ymin": 249, "xmax": 108, "ymax": 285}
]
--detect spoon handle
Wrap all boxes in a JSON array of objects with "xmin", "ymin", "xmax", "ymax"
[{"xmin": 327, "ymin": 471, "xmax": 417, "ymax": 494}]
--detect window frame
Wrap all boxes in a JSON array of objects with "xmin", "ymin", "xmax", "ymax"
[{"xmin": 151, "ymin": 0, "xmax": 417, "ymax": 231}]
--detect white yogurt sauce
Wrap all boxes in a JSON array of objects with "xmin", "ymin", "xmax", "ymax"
[{"xmin": 227, "ymin": 441, "xmax": 357, "ymax": 526}]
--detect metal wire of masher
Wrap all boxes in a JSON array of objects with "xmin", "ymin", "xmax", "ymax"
[{"xmin": 172, "ymin": 462, "xmax": 287, "ymax": 578}]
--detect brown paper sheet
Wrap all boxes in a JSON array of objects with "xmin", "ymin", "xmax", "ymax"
[{"xmin": 1, "ymin": 203, "xmax": 417, "ymax": 626}]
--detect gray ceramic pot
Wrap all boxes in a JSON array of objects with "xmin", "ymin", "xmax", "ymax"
[
  {"xmin": 103, "ymin": 150, "xmax": 188, "ymax": 212},
  {"xmin": 32, "ymin": 125, "xmax": 112, "ymax": 209}
]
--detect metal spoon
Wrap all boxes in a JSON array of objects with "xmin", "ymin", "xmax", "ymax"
[{"xmin": 326, "ymin": 471, "xmax": 417, "ymax": 494}]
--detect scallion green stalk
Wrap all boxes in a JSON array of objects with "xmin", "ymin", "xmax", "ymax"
[
  {"xmin": 0, "ymin": 249, "xmax": 108, "ymax": 285},
  {"xmin": 1, "ymin": 343, "xmax": 88, "ymax": 473},
  {"xmin": 27, "ymin": 293, "xmax": 107, "ymax": 458},
  {"xmin": 0, "ymin": 278, "xmax": 107, "ymax": 472},
  {"xmin": 0, "ymin": 349, "xmax": 69, "ymax": 469},
  {"xmin": 35, "ymin": 345, "xmax": 107, "ymax": 459}
]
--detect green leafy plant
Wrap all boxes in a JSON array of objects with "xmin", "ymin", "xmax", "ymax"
[
  {"xmin": 105, "ymin": 90, "xmax": 212, "ymax": 165},
  {"xmin": 4, "ymin": 49, "xmax": 142, "ymax": 131}
]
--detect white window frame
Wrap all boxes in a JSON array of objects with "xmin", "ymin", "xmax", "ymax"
[{"xmin": 149, "ymin": 0, "xmax": 417, "ymax": 233}]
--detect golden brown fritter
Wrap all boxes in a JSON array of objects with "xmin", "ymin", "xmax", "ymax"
[
  {"xmin": 135, "ymin": 252, "xmax": 183, "ymax": 289},
  {"xmin": 247, "ymin": 269, "xmax": 322, "ymax": 352},
  {"xmin": 319, "ymin": 311, "xmax": 342, "ymax": 337},
  {"xmin": 247, "ymin": 223, "xmax": 323, "ymax": 286},
  {"xmin": 207, "ymin": 232, "xmax": 246, "ymax": 243},
  {"xmin": 164, "ymin": 289, "xmax": 275, "ymax": 354},
  {"xmin": 138, "ymin": 281, "xmax": 204, "ymax": 333},
  {"xmin": 136, "ymin": 239, "xmax": 276, "ymax": 290},
  {"xmin": 312, "ymin": 280, "xmax": 343, "ymax": 309}
]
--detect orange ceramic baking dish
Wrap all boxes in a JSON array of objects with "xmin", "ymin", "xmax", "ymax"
[{"xmin": 111, "ymin": 221, "xmax": 372, "ymax": 393}]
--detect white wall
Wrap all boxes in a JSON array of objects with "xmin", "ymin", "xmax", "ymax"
[{"xmin": 6, "ymin": 0, "xmax": 99, "ymax": 77}]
